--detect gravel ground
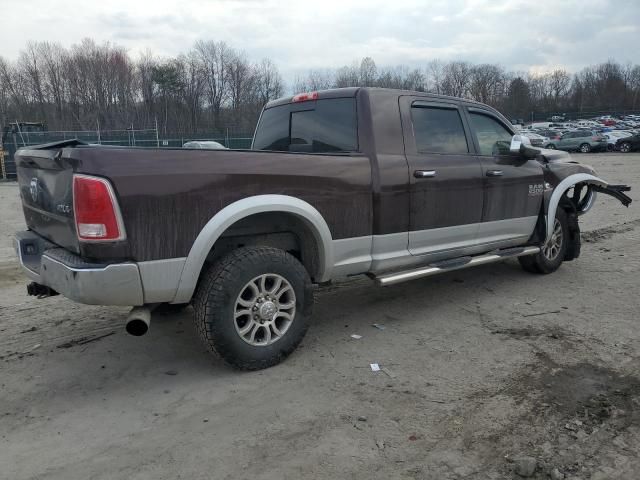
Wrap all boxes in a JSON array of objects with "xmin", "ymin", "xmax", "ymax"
[{"xmin": 1, "ymin": 153, "xmax": 639, "ymax": 480}]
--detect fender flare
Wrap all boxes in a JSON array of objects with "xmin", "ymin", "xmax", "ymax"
[
  {"xmin": 546, "ymin": 173, "xmax": 607, "ymax": 241},
  {"xmin": 172, "ymin": 195, "xmax": 334, "ymax": 304}
]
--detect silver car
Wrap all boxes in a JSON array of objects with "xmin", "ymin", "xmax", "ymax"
[{"xmin": 183, "ymin": 141, "xmax": 227, "ymax": 150}]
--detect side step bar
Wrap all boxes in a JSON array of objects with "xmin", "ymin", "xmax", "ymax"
[{"xmin": 374, "ymin": 246, "xmax": 541, "ymax": 287}]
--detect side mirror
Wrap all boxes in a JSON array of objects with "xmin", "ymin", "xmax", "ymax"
[
  {"xmin": 509, "ymin": 134, "xmax": 531, "ymax": 153},
  {"xmin": 510, "ymin": 134, "xmax": 539, "ymax": 160}
]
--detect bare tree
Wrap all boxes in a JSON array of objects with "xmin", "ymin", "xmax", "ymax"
[
  {"xmin": 293, "ymin": 69, "xmax": 333, "ymax": 92},
  {"xmin": 469, "ymin": 64, "xmax": 506, "ymax": 104},
  {"xmin": 440, "ymin": 61, "xmax": 472, "ymax": 98},
  {"xmin": 334, "ymin": 64, "xmax": 360, "ymax": 88},
  {"xmin": 359, "ymin": 57, "xmax": 377, "ymax": 86},
  {"xmin": 255, "ymin": 59, "xmax": 284, "ymax": 103},
  {"xmin": 195, "ymin": 40, "xmax": 232, "ymax": 127}
]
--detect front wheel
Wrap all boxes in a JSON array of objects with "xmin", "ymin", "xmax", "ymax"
[
  {"xmin": 579, "ymin": 143, "xmax": 591, "ymax": 153},
  {"xmin": 193, "ymin": 246, "xmax": 313, "ymax": 370},
  {"xmin": 519, "ymin": 208, "xmax": 569, "ymax": 274}
]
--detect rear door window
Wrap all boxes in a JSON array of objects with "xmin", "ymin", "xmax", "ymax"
[
  {"xmin": 253, "ymin": 98, "xmax": 358, "ymax": 153},
  {"xmin": 411, "ymin": 105, "xmax": 469, "ymax": 154}
]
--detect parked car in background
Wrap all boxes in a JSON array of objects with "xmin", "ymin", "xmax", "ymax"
[
  {"xmin": 183, "ymin": 140, "xmax": 227, "ymax": 150},
  {"xmin": 547, "ymin": 130, "xmax": 607, "ymax": 153},
  {"xmin": 549, "ymin": 114, "xmax": 566, "ymax": 122},
  {"xmin": 534, "ymin": 129, "xmax": 562, "ymax": 142},
  {"xmin": 526, "ymin": 122, "xmax": 552, "ymax": 130},
  {"xmin": 520, "ymin": 131, "xmax": 547, "ymax": 147},
  {"xmin": 615, "ymin": 133, "xmax": 640, "ymax": 153},
  {"xmin": 577, "ymin": 120, "xmax": 600, "ymax": 129},
  {"xmin": 603, "ymin": 131, "xmax": 633, "ymax": 151}
]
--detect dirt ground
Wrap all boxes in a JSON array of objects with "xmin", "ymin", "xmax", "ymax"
[{"xmin": 1, "ymin": 153, "xmax": 639, "ymax": 480}]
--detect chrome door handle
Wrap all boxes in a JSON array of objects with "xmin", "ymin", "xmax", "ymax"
[
  {"xmin": 486, "ymin": 170, "xmax": 504, "ymax": 177},
  {"xmin": 414, "ymin": 170, "xmax": 437, "ymax": 178}
]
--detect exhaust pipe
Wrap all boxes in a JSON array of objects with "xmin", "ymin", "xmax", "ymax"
[{"xmin": 126, "ymin": 306, "xmax": 152, "ymax": 336}]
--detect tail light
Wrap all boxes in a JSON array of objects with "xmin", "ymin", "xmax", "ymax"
[
  {"xmin": 72, "ymin": 174, "xmax": 126, "ymax": 241},
  {"xmin": 292, "ymin": 91, "xmax": 318, "ymax": 103}
]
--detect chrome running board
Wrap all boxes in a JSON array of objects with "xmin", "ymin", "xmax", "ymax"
[{"xmin": 374, "ymin": 246, "xmax": 541, "ymax": 287}]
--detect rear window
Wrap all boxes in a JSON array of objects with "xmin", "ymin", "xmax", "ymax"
[{"xmin": 252, "ymin": 98, "xmax": 358, "ymax": 153}]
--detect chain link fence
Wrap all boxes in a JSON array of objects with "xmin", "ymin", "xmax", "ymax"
[{"xmin": 0, "ymin": 127, "xmax": 254, "ymax": 180}]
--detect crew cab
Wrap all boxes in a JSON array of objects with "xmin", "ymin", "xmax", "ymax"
[{"xmin": 14, "ymin": 88, "xmax": 632, "ymax": 370}]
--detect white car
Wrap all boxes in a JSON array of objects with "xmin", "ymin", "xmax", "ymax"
[
  {"xmin": 576, "ymin": 120, "xmax": 600, "ymax": 129},
  {"xmin": 520, "ymin": 131, "xmax": 549, "ymax": 147},
  {"xmin": 183, "ymin": 141, "xmax": 227, "ymax": 150}
]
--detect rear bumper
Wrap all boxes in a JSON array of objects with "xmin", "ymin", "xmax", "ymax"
[{"xmin": 14, "ymin": 231, "xmax": 144, "ymax": 306}]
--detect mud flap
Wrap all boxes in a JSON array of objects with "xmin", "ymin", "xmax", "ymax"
[
  {"xmin": 565, "ymin": 210, "xmax": 581, "ymax": 261},
  {"xmin": 560, "ymin": 197, "xmax": 581, "ymax": 261}
]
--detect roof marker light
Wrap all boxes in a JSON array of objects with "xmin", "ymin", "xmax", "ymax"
[{"xmin": 292, "ymin": 91, "xmax": 319, "ymax": 103}]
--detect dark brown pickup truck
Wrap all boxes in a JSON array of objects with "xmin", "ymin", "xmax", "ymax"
[{"xmin": 14, "ymin": 87, "xmax": 632, "ymax": 370}]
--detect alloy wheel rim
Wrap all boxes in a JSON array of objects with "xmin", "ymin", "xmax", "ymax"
[
  {"xmin": 233, "ymin": 273, "xmax": 296, "ymax": 346},
  {"xmin": 542, "ymin": 219, "xmax": 563, "ymax": 261}
]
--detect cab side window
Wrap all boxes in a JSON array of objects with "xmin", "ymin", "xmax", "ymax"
[
  {"xmin": 468, "ymin": 112, "xmax": 513, "ymax": 156},
  {"xmin": 411, "ymin": 106, "xmax": 469, "ymax": 154}
]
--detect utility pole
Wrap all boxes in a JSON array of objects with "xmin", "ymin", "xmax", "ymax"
[
  {"xmin": 96, "ymin": 118, "xmax": 101, "ymax": 144},
  {"xmin": 155, "ymin": 117, "xmax": 160, "ymax": 147}
]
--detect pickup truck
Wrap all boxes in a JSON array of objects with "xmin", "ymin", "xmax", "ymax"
[{"xmin": 14, "ymin": 87, "xmax": 632, "ymax": 370}]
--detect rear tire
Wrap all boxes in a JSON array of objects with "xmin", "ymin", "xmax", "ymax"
[
  {"xmin": 579, "ymin": 143, "xmax": 591, "ymax": 153},
  {"xmin": 519, "ymin": 208, "xmax": 569, "ymax": 274},
  {"xmin": 193, "ymin": 246, "xmax": 313, "ymax": 370}
]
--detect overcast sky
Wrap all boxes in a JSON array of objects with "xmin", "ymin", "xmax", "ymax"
[{"xmin": 3, "ymin": 0, "xmax": 639, "ymax": 83}]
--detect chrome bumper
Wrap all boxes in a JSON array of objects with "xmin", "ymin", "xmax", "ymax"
[{"xmin": 14, "ymin": 231, "xmax": 144, "ymax": 306}]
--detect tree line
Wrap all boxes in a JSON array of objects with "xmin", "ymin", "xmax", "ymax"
[
  {"xmin": 0, "ymin": 39, "xmax": 284, "ymax": 134},
  {"xmin": 295, "ymin": 57, "xmax": 640, "ymax": 120},
  {"xmin": 2, "ymin": 38, "xmax": 640, "ymax": 136}
]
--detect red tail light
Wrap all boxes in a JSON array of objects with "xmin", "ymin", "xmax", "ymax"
[
  {"xmin": 73, "ymin": 174, "xmax": 126, "ymax": 241},
  {"xmin": 292, "ymin": 91, "xmax": 318, "ymax": 103}
]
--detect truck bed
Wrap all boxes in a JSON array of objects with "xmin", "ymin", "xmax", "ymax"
[{"xmin": 16, "ymin": 144, "xmax": 373, "ymax": 262}]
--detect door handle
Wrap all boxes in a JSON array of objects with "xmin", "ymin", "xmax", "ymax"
[
  {"xmin": 486, "ymin": 170, "xmax": 504, "ymax": 177},
  {"xmin": 414, "ymin": 170, "xmax": 437, "ymax": 178}
]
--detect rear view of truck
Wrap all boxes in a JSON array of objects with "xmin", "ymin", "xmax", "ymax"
[{"xmin": 14, "ymin": 140, "xmax": 144, "ymax": 306}]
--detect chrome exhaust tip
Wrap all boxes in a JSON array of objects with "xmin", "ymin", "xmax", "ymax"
[{"xmin": 125, "ymin": 306, "xmax": 151, "ymax": 336}]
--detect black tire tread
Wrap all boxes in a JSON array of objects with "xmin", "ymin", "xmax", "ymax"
[
  {"xmin": 519, "ymin": 208, "xmax": 569, "ymax": 275},
  {"xmin": 193, "ymin": 246, "xmax": 312, "ymax": 370}
]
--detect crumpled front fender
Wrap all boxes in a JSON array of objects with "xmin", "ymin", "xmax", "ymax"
[{"xmin": 546, "ymin": 173, "xmax": 631, "ymax": 242}]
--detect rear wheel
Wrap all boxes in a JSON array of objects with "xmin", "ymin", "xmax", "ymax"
[
  {"xmin": 579, "ymin": 143, "xmax": 591, "ymax": 153},
  {"xmin": 193, "ymin": 246, "xmax": 313, "ymax": 370},
  {"xmin": 619, "ymin": 142, "xmax": 631, "ymax": 153},
  {"xmin": 519, "ymin": 208, "xmax": 568, "ymax": 274},
  {"xmin": 546, "ymin": 144, "xmax": 556, "ymax": 150}
]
